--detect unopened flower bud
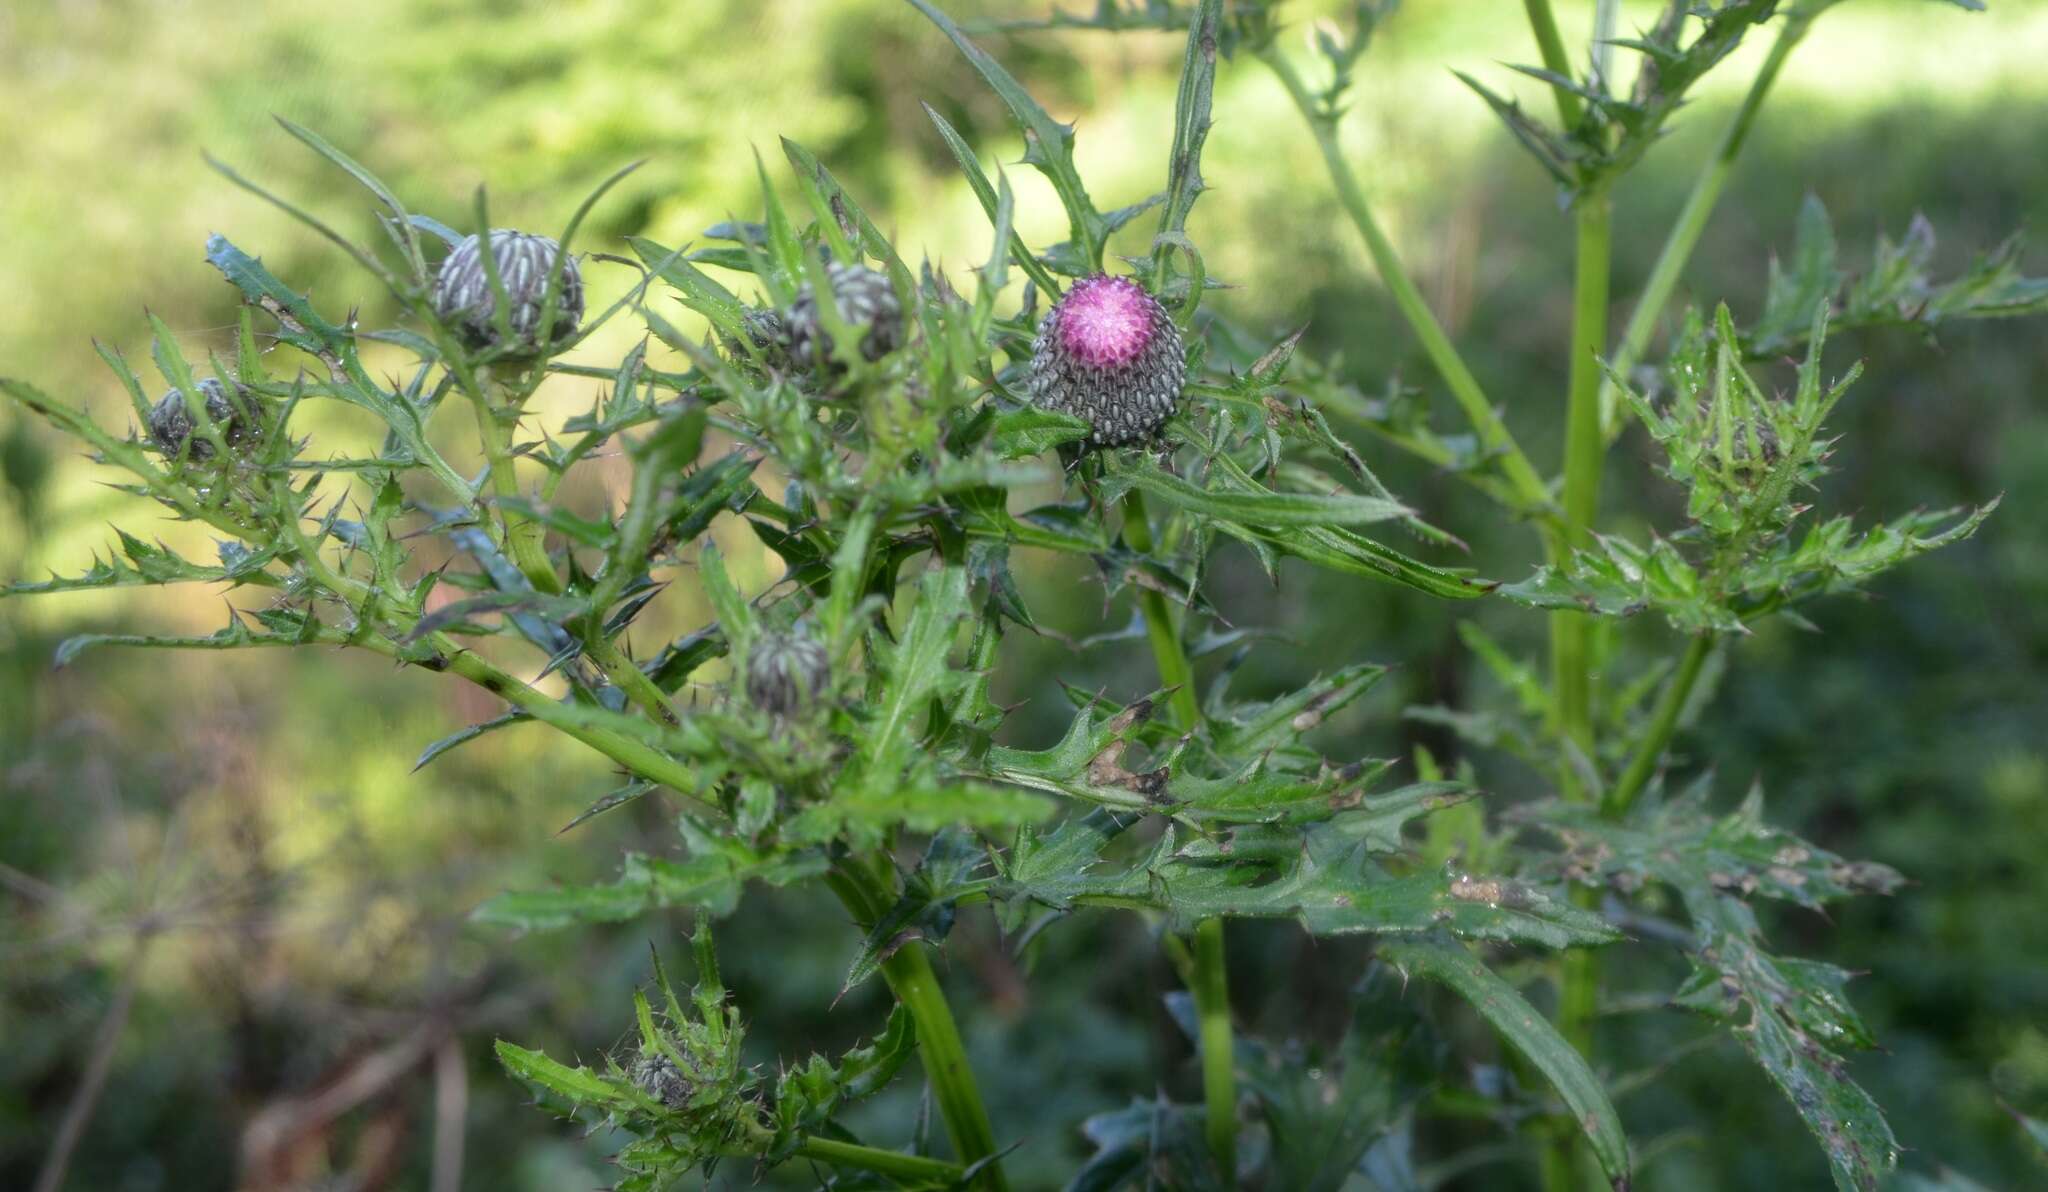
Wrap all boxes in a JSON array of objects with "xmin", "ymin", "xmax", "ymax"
[
  {"xmin": 731, "ymin": 307, "xmax": 792, "ymax": 371},
  {"xmin": 146, "ymin": 377, "xmax": 261, "ymax": 461},
  {"xmin": 1027, "ymin": 274, "xmax": 1185, "ymax": 446},
  {"xmin": 631, "ymin": 1052, "xmax": 692, "ymax": 1109},
  {"xmin": 1695, "ymin": 396, "xmax": 1781, "ymax": 471},
  {"xmin": 745, "ymin": 630, "xmax": 830, "ymax": 719},
  {"xmin": 431, "ymin": 229, "xmax": 583, "ymax": 353},
  {"xmin": 787, "ymin": 262, "xmax": 903, "ymax": 373}
]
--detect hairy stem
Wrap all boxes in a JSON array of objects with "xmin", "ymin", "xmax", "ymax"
[
  {"xmin": 1258, "ymin": 46, "xmax": 1557, "ymax": 532},
  {"xmin": 1600, "ymin": 6, "xmax": 1823, "ymax": 440},
  {"xmin": 1605, "ymin": 633, "xmax": 1714, "ymax": 817},
  {"xmin": 1550, "ymin": 194, "xmax": 1613, "ymax": 795},
  {"xmin": 827, "ymin": 859, "xmax": 1010, "ymax": 1192},
  {"xmin": 1520, "ymin": 0, "xmax": 1585, "ymax": 128}
]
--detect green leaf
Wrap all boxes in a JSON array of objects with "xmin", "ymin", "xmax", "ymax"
[
  {"xmin": 494, "ymin": 1040, "xmax": 622, "ymax": 1107},
  {"xmin": 1234, "ymin": 965, "xmax": 1436, "ymax": 1192},
  {"xmin": 1106, "ymin": 455, "xmax": 1412, "ymax": 528},
  {"xmin": 473, "ymin": 847, "xmax": 826, "ymax": 931},
  {"xmin": 990, "ymin": 406, "xmax": 1092, "ymax": 458},
  {"xmin": 921, "ymin": 102, "xmax": 1062, "ymax": 295},
  {"xmin": 1527, "ymin": 782, "xmax": 1905, "ymax": 1190},
  {"xmin": 861, "ymin": 566, "xmax": 970, "ymax": 778},
  {"xmin": 1152, "ymin": 0, "xmax": 1221, "ymax": 282},
  {"xmin": 906, "ymin": 0, "xmax": 1106, "ymax": 270},
  {"xmin": 1376, "ymin": 936, "xmax": 1630, "ymax": 1190},
  {"xmin": 628, "ymin": 235, "xmax": 748, "ymax": 342}
]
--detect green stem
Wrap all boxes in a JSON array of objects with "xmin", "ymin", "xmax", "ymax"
[
  {"xmin": 1600, "ymin": 5, "xmax": 1824, "ymax": 441},
  {"xmin": 1119, "ymin": 491, "xmax": 1200, "ymax": 729},
  {"xmin": 1520, "ymin": 0, "xmax": 1585, "ymax": 129},
  {"xmin": 1258, "ymin": 47, "xmax": 1557, "ymax": 534},
  {"xmin": 1604, "ymin": 633, "xmax": 1713, "ymax": 817},
  {"xmin": 789, "ymin": 1136, "xmax": 966, "ymax": 1184},
  {"xmin": 468, "ymin": 385, "xmax": 559, "ymax": 595},
  {"xmin": 1550, "ymin": 194, "xmax": 1612, "ymax": 793},
  {"xmin": 1192, "ymin": 917, "xmax": 1237, "ymax": 1180},
  {"xmin": 1543, "ymin": 190, "xmax": 1613, "ymax": 1192},
  {"xmin": 1119, "ymin": 492, "xmax": 1234, "ymax": 1180},
  {"xmin": 828, "ymin": 860, "xmax": 1009, "ymax": 1192}
]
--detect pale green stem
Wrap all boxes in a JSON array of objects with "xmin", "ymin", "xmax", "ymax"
[
  {"xmin": 1258, "ymin": 46, "xmax": 1558, "ymax": 536},
  {"xmin": 1550, "ymin": 193, "xmax": 1613, "ymax": 794},
  {"xmin": 1521, "ymin": 0, "xmax": 1585, "ymax": 128},
  {"xmin": 1544, "ymin": 190, "xmax": 1613, "ymax": 1192},
  {"xmin": 788, "ymin": 1136, "xmax": 966, "ymax": 1184},
  {"xmin": 1119, "ymin": 491, "xmax": 1200, "ymax": 729},
  {"xmin": 1120, "ymin": 491, "xmax": 1233, "ymax": 1180},
  {"xmin": 1604, "ymin": 633, "xmax": 1714, "ymax": 817},
  {"xmin": 468, "ymin": 381, "xmax": 558, "ymax": 594},
  {"xmin": 827, "ymin": 859, "xmax": 1010, "ymax": 1192},
  {"xmin": 1192, "ymin": 917, "xmax": 1237, "ymax": 1180},
  {"xmin": 1600, "ymin": 5, "xmax": 1825, "ymax": 440}
]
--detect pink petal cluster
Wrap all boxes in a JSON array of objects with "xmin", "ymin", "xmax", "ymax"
[{"xmin": 1054, "ymin": 275, "xmax": 1159, "ymax": 368}]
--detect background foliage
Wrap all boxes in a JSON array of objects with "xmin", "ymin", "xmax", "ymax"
[{"xmin": 3, "ymin": 1, "xmax": 2046, "ymax": 1188}]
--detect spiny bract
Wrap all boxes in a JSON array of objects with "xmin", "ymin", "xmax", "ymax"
[
  {"xmin": 744, "ymin": 630, "xmax": 831, "ymax": 720},
  {"xmin": 146, "ymin": 377, "xmax": 262, "ymax": 461},
  {"xmin": 1027, "ymin": 274, "xmax": 1185, "ymax": 446},
  {"xmin": 786, "ymin": 261, "xmax": 903, "ymax": 374},
  {"xmin": 431, "ymin": 229, "xmax": 584, "ymax": 354}
]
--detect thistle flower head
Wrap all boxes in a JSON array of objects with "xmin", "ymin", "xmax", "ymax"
[
  {"xmin": 146, "ymin": 377, "xmax": 261, "ymax": 461},
  {"xmin": 787, "ymin": 261, "xmax": 903, "ymax": 374},
  {"xmin": 732, "ymin": 306, "xmax": 792, "ymax": 372},
  {"xmin": 630, "ymin": 1052, "xmax": 693, "ymax": 1110},
  {"xmin": 1027, "ymin": 274, "xmax": 1184, "ymax": 446},
  {"xmin": 431, "ymin": 229, "xmax": 583, "ymax": 354},
  {"xmin": 744, "ymin": 629, "xmax": 831, "ymax": 720}
]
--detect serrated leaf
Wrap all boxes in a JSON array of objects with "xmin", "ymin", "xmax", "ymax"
[
  {"xmin": 1377, "ymin": 936, "xmax": 1631, "ymax": 1190},
  {"xmin": 907, "ymin": 0, "xmax": 1105, "ymax": 269}
]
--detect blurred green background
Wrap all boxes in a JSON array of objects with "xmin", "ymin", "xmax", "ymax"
[{"xmin": 4, "ymin": 1, "xmax": 2046, "ymax": 1188}]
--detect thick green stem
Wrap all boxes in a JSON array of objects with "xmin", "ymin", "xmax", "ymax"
[
  {"xmin": 1119, "ymin": 492, "xmax": 1234, "ymax": 1180},
  {"xmin": 1192, "ymin": 917, "xmax": 1237, "ymax": 1180},
  {"xmin": 466, "ymin": 374, "xmax": 559, "ymax": 595},
  {"xmin": 1520, "ymin": 0, "xmax": 1585, "ymax": 129},
  {"xmin": 1258, "ymin": 47, "xmax": 1557, "ymax": 532},
  {"xmin": 1550, "ymin": 194, "xmax": 1612, "ymax": 793},
  {"xmin": 1605, "ymin": 634, "xmax": 1714, "ymax": 817},
  {"xmin": 1119, "ymin": 491, "xmax": 1200, "ymax": 729},
  {"xmin": 828, "ymin": 860, "xmax": 1009, "ymax": 1192},
  {"xmin": 789, "ymin": 1136, "xmax": 966, "ymax": 1184},
  {"xmin": 1600, "ymin": 6, "xmax": 1823, "ymax": 440},
  {"xmin": 1543, "ymin": 190, "xmax": 1613, "ymax": 1192}
]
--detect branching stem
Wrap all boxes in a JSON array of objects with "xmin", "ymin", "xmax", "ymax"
[
  {"xmin": 1258, "ymin": 46, "xmax": 1558, "ymax": 537},
  {"xmin": 1606, "ymin": 634, "xmax": 1714, "ymax": 817},
  {"xmin": 1600, "ymin": 6, "xmax": 1825, "ymax": 440},
  {"xmin": 1118, "ymin": 490, "xmax": 1235, "ymax": 1180},
  {"xmin": 1550, "ymin": 193, "xmax": 1613, "ymax": 797},
  {"xmin": 826, "ymin": 858, "xmax": 1010, "ymax": 1192}
]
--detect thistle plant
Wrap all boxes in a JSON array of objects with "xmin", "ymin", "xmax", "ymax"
[{"xmin": 6, "ymin": 1, "xmax": 2044, "ymax": 1190}]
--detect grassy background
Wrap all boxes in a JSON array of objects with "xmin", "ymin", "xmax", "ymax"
[{"xmin": 4, "ymin": 1, "xmax": 2047, "ymax": 1188}]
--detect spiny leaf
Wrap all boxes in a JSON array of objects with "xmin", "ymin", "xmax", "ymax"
[{"xmin": 1377, "ymin": 936, "xmax": 1631, "ymax": 1190}]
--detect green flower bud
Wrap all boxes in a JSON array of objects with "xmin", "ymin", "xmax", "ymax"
[
  {"xmin": 146, "ymin": 377, "xmax": 262, "ymax": 461},
  {"xmin": 744, "ymin": 630, "xmax": 830, "ymax": 719},
  {"xmin": 431, "ymin": 229, "xmax": 583, "ymax": 353},
  {"xmin": 631, "ymin": 1052, "xmax": 692, "ymax": 1109},
  {"xmin": 787, "ymin": 262, "xmax": 903, "ymax": 373}
]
